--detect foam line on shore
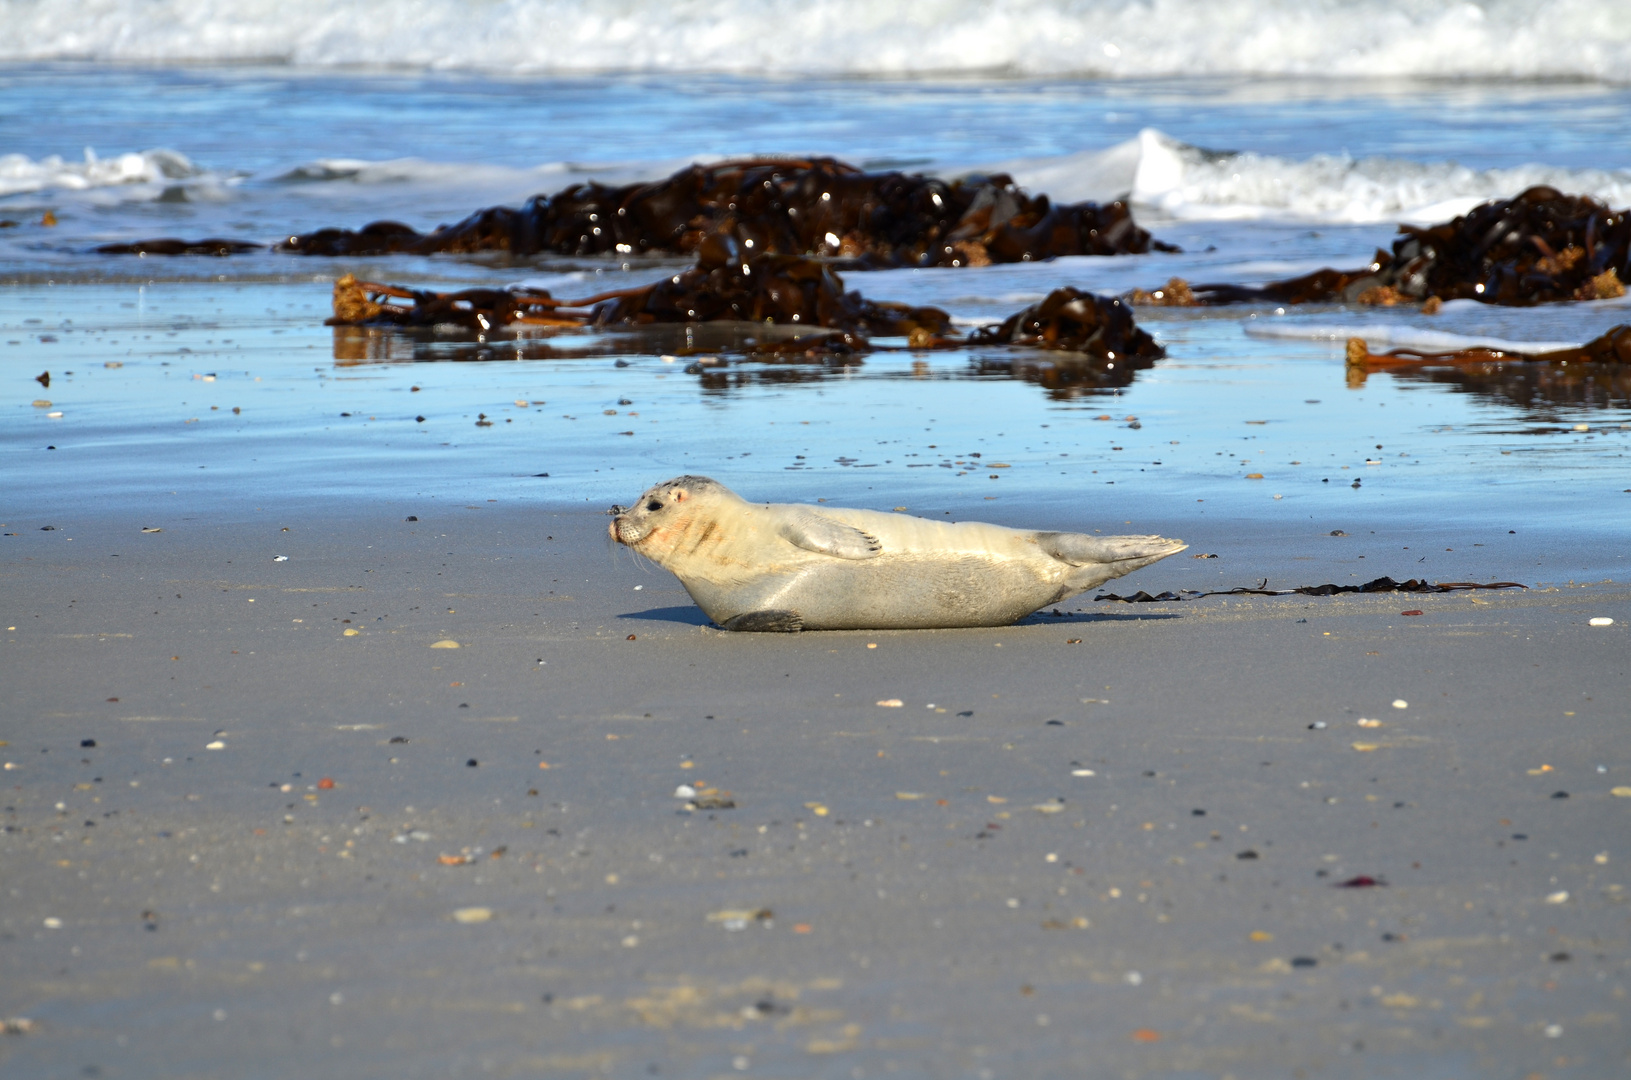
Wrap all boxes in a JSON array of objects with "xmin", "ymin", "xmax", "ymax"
[{"xmin": 1244, "ymin": 320, "xmax": 1583, "ymax": 354}]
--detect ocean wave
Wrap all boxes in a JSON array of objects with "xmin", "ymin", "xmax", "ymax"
[
  {"xmin": 2, "ymin": 0, "xmax": 1629, "ymax": 82},
  {"xmin": 258, "ymin": 136, "xmax": 1631, "ymax": 227},
  {"xmin": 10, "ymin": 134, "xmax": 1631, "ymax": 230},
  {"xmin": 0, "ymin": 147, "xmax": 203, "ymax": 198},
  {"xmin": 1007, "ymin": 130, "xmax": 1631, "ymax": 224}
]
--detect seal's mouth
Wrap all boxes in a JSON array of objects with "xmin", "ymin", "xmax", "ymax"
[{"xmin": 610, "ymin": 516, "xmax": 645, "ymax": 546}]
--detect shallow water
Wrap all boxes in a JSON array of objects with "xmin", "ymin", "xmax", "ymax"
[
  {"xmin": 6, "ymin": 280, "xmax": 1628, "ymax": 587},
  {"xmin": 3, "ymin": 64, "xmax": 1629, "ymax": 585}
]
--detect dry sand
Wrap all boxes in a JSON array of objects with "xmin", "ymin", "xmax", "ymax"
[{"xmin": 2, "ymin": 504, "xmax": 1627, "ymax": 1079}]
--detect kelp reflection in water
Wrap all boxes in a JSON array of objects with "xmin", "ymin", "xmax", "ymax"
[
  {"xmin": 330, "ymin": 320, "xmax": 829, "ymax": 366},
  {"xmin": 334, "ymin": 318, "xmax": 1159, "ymax": 401},
  {"xmin": 965, "ymin": 348, "xmax": 1157, "ymax": 398},
  {"xmin": 332, "ymin": 318, "xmax": 1631, "ymax": 423},
  {"xmin": 1364, "ymin": 361, "xmax": 1631, "ymax": 415}
]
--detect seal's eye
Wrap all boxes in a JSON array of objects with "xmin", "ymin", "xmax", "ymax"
[{"xmin": 646, "ymin": 500, "xmax": 663, "ymax": 512}]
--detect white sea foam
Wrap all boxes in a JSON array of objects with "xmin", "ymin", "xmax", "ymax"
[
  {"xmin": 1005, "ymin": 130, "xmax": 1631, "ymax": 224},
  {"xmin": 0, "ymin": 148, "xmax": 204, "ymax": 198},
  {"xmin": 1244, "ymin": 321, "xmax": 1583, "ymax": 354},
  {"xmin": 2, "ymin": 0, "xmax": 1628, "ymax": 82}
]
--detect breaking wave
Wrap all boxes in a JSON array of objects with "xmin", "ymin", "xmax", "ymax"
[
  {"xmin": 7, "ymin": 131, "xmax": 1630, "ymax": 228},
  {"xmin": 1008, "ymin": 130, "xmax": 1631, "ymax": 224},
  {"xmin": 1, "ymin": 0, "xmax": 1629, "ymax": 82},
  {"xmin": 0, "ymin": 147, "xmax": 208, "ymax": 198}
]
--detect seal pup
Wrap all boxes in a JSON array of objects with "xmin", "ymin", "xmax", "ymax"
[{"xmin": 610, "ymin": 476, "xmax": 1186, "ymax": 631}]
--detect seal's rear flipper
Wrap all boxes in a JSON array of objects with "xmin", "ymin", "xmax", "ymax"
[
  {"xmin": 1036, "ymin": 532, "xmax": 1187, "ymax": 568},
  {"xmin": 721, "ymin": 609, "xmax": 805, "ymax": 633}
]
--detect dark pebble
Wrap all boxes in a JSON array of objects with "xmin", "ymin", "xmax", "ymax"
[
  {"xmin": 80, "ymin": 739, "xmax": 96, "ymax": 748},
  {"xmin": 466, "ymin": 759, "xmax": 478, "ymax": 767},
  {"xmin": 1236, "ymin": 850, "xmax": 1259, "ymax": 860},
  {"xmin": 1335, "ymin": 875, "xmax": 1386, "ymax": 888},
  {"xmin": 1290, "ymin": 956, "xmax": 1318, "ymax": 968}
]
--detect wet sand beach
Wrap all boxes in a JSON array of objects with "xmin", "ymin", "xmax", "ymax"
[{"xmin": 2, "ymin": 503, "xmax": 1627, "ymax": 1078}]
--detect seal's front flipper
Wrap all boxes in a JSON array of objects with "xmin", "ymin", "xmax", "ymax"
[
  {"xmin": 776, "ymin": 510, "xmax": 882, "ymax": 560},
  {"xmin": 721, "ymin": 609, "xmax": 805, "ymax": 633},
  {"xmin": 1036, "ymin": 531, "xmax": 1187, "ymax": 568}
]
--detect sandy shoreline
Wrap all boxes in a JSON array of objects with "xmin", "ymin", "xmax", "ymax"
[{"xmin": 2, "ymin": 505, "xmax": 1627, "ymax": 1078}]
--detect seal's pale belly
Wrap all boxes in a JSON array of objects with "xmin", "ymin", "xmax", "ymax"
[{"xmin": 680, "ymin": 550, "xmax": 1072, "ymax": 630}]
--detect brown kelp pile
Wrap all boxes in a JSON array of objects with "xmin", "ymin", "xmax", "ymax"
[
  {"xmin": 93, "ymin": 237, "xmax": 262, "ymax": 256},
  {"xmin": 1345, "ymin": 325, "xmax": 1631, "ymax": 373},
  {"xmin": 1097, "ymin": 577, "xmax": 1528, "ymax": 603},
  {"xmin": 329, "ymin": 247, "xmax": 952, "ymax": 339},
  {"xmin": 329, "ymin": 255, "xmax": 1161, "ymax": 361},
  {"xmin": 90, "ymin": 160, "xmax": 1631, "ymax": 314},
  {"xmin": 969, "ymin": 287, "xmax": 1162, "ymax": 359},
  {"xmin": 281, "ymin": 157, "xmax": 1166, "ymax": 267},
  {"xmin": 1130, "ymin": 187, "xmax": 1630, "ymax": 308}
]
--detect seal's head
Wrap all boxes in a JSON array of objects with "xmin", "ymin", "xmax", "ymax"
[{"xmin": 609, "ymin": 476, "xmax": 732, "ymax": 560}]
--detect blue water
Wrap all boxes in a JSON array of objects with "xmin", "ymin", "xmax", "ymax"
[
  {"xmin": 2, "ymin": 62, "xmax": 1629, "ymax": 568},
  {"xmin": 4, "ymin": 65, "xmax": 1631, "ymax": 267}
]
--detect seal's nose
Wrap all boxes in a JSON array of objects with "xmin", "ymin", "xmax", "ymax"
[{"xmin": 608, "ymin": 518, "xmax": 620, "ymax": 542}]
